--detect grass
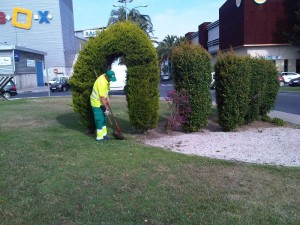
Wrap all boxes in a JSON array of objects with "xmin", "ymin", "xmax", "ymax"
[
  {"xmin": 280, "ymin": 86, "xmax": 300, "ymax": 92},
  {"xmin": 0, "ymin": 97, "xmax": 299, "ymax": 225}
]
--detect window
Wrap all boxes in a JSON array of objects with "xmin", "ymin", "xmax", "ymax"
[{"xmin": 284, "ymin": 59, "xmax": 288, "ymax": 72}]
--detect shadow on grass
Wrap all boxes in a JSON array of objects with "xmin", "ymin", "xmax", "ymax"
[
  {"xmin": 55, "ymin": 111, "xmax": 149, "ymax": 137},
  {"xmin": 56, "ymin": 112, "xmax": 88, "ymax": 134}
]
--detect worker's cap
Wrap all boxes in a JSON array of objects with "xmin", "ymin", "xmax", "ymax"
[{"xmin": 106, "ymin": 70, "xmax": 116, "ymax": 82}]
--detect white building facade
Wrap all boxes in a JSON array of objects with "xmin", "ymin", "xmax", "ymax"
[{"xmin": 0, "ymin": 0, "xmax": 78, "ymax": 88}]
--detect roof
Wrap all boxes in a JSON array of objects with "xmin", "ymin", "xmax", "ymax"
[{"xmin": 0, "ymin": 44, "xmax": 47, "ymax": 56}]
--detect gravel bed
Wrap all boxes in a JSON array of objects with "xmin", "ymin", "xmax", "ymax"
[{"xmin": 144, "ymin": 127, "xmax": 300, "ymax": 167}]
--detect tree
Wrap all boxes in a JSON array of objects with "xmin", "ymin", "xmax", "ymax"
[
  {"xmin": 107, "ymin": 7, "xmax": 153, "ymax": 37},
  {"xmin": 156, "ymin": 35, "xmax": 187, "ymax": 63},
  {"xmin": 284, "ymin": 0, "xmax": 300, "ymax": 47}
]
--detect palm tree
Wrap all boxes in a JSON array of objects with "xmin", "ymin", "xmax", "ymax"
[
  {"xmin": 156, "ymin": 35, "xmax": 187, "ymax": 63},
  {"xmin": 107, "ymin": 7, "xmax": 154, "ymax": 37},
  {"xmin": 156, "ymin": 35, "xmax": 187, "ymax": 79}
]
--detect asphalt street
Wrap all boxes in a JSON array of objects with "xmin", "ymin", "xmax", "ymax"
[{"xmin": 12, "ymin": 82, "xmax": 300, "ymax": 125}]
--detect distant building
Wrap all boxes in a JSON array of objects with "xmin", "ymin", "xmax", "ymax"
[
  {"xmin": 0, "ymin": 0, "xmax": 78, "ymax": 88},
  {"xmin": 75, "ymin": 27, "xmax": 106, "ymax": 40},
  {"xmin": 186, "ymin": 0, "xmax": 300, "ymax": 73}
]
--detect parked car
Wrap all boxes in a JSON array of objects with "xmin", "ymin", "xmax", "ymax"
[
  {"xmin": 288, "ymin": 77, "xmax": 300, "ymax": 87},
  {"xmin": 280, "ymin": 72, "xmax": 300, "ymax": 83},
  {"xmin": 49, "ymin": 76, "xmax": 70, "ymax": 92},
  {"xmin": 0, "ymin": 80, "xmax": 18, "ymax": 99},
  {"xmin": 45, "ymin": 75, "xmax": 69, "ymax": 86}
]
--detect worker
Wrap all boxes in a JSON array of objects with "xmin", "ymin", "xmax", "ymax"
[{"xmin": 90, "ymin": 70, "xmax": 116, "ymax": 141}]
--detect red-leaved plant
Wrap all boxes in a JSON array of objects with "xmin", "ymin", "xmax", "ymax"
[{"xmin": 165, "ymin": 89, "xmax": 191, "ymax": 132}]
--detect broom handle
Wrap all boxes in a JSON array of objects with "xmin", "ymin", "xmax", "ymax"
[
  {"xmin": 107, "ymin": 104, "xmax": 122, "ymax": 132},
  {"xmin": 94, "ymin": 70, "xmax": 99, "ymax": 78},
  {"xmin": 106, "ymin": 113, "xmax": 114, "ymax": 128}
]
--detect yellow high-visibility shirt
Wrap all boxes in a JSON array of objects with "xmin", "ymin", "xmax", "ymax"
[{"xmin": 90, "ymin": 74, "xmax": 109, "ymax": 107}]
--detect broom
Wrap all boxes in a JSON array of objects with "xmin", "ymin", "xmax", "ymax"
[{"xmin": 107, "ymin": 104, "xmax": 126, "ymax": 140}]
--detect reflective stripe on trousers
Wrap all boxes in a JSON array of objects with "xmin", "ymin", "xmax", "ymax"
[
  {"xmin": 96, "ymin": 126, "xmax": 107, "ymax": 140},
  {"xmin": 92, "ymin": 106, "xmax": 107, "ymax": 140}
]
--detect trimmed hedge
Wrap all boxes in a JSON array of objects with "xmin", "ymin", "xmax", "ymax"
[
  {"xmin": 70, "ymin": 22, "xmax": 160, "ymax": 132},
  {"xmin": 258, "ymin": 60, "xmax": 279, "ymax": 116},
  {"xmin": 214, "ymin": 52, "xmax": 251, "ymax": 131},
  {"xmin": 214, "ymin": 51, "xmax": 279, "ymax": 131},
  {"xmin": 171, "ymin": 42, "xmax": 212, "ymax": 132},
  {"xmin": 246, "ymin": 58, "xmax": 279, "ymax": 122}
]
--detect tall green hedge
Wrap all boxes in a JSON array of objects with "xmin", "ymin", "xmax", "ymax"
[
  {"xmin": 258, "ymin": 60, "xmax": 279, "ymax": 116},
  {"xmin": 214, "ymin": 52, "xmax": 251, "ymax": 131},
  {"xmin": 69, "ymin": 22, "xmax": 159, "ymax": 132},
  {"xmin": 171, "ymin": 42, "xmax": 212, "ymax": 132},
  {"xmin": 214, "ymin": 51, "xmax": 279, "ymax": 131},
  {"xmin": 246, "ymin": 58, "xmax": 279, "ymax": 122}
]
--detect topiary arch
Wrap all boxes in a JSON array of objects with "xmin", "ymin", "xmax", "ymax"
[{"xmin": 70, "ymin": 22, "xmax": 160, "ymax": 132}]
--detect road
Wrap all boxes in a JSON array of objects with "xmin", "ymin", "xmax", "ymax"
[
  {"xmin": 274, "ymin": 92, "xmax": 300, "ymax": 115},
  {"xmin": 12, "ymin": 81, "xmax": 300, "ymax": 116}
]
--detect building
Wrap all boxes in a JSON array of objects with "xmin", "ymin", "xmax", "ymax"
[
  {"xmin": 0, "ymin": 0, "xmax": 78, "ymax": 88},
  {"xmin": 75, "ymin": 27, "xmax": 106, "ymax": 41},
  {"xmin": 0, "ymin": 45, "xmax": 46, "ymax": 89},
  {"xmin": 186, "ymin": 0, "xmax": 300, "ymax": 73}
]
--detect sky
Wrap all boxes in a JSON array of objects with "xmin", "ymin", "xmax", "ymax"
[{"xmin": 73, "ymin": 0, "xmax": 227, "ymax": 42}]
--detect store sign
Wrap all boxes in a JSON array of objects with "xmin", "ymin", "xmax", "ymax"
[
  {"xmin": 266, "ymin": 56, "xmax": 282, "ymax": 60},
  {"xmin": 236, "ymin": 0, "xmax": 268, "ymax": 7},
  {"xmin": 83, "ymin": 29, "xmax": 101, "ymax": 38},
  {"xmin": 254, "ymin": 0, "xmax": 267, "ymax": 4},
  {"xmin": 0, "ymin": 57, "xmax": 12, "ymax": 66},
  {"xmin": 27, "ymin": 59, "xmax": 36, "ymax": 67},
  {"xmin": 0, "ymin": 7, "xmax": 53, "ymax": 30}
]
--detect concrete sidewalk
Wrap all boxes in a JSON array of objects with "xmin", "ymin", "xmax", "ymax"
[
  {"xmin": 17, "ymin": 86, "xmax": 300, "ymax": 126},
  {"xmin": 268, "ymin": 110, "xmax": 300, "ymax": 126}
]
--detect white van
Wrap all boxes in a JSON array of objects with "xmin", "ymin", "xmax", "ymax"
[{"xmin": 110, "ymin": 59, "xmax": 127, "ymax": 91}]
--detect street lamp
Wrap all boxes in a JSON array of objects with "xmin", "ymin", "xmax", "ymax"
[{"xmin": 112, "ymin": 2, "xmax": 148, "ymax": 20}]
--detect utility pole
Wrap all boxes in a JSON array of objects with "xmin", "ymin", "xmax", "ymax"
[{"xmin": 117, "ymin": 0, "xmax": 133, "ymax": 20}]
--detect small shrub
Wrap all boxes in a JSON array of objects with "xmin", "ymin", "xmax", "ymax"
[
  {"xmin": 271, "ymin": 118, "xmax": 285, "ymax": 126},
  {"xmin": 261, "ymin": 115, "xmax": 273, "ymax": 123},
  {"xmin": 165, "ymin": 89, "xmax": 191, "ymax": 132}
]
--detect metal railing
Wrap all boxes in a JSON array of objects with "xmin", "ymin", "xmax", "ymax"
[{"xmin": 0, "ymin": 75, "xmax": 13, "ymax": 100}]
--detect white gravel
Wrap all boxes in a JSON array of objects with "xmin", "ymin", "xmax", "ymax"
[{"xmin": 144, "ymin": 127, "xmax": 300, "ymax": 167}]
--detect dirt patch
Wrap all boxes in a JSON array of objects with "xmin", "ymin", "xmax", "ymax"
[{"xmin": 138, "ymin": 118, "xmax": 289, "ymax": 141}]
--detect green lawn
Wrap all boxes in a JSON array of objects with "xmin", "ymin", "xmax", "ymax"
[
  {"xmin": 280, "ymin": 86, "xmax": 300, "ymax": 92},
  {"xmin": 0, "ymin": 97, "xmax": 299, "ymax": 225}
]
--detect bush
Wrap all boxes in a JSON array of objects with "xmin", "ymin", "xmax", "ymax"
[
  {"xmin": 70, "ymin": 22, "xmax": 159, "ymax": 132},
  {"xmin": 245, "ymin": 57, "xmax": 266, "ymax": 123},
  {"xmin": 246, "ymin": 58, "xmax": 279, "ymax": 123},
  {"xmin": 259, "ymin": 60, "xmax": 279, "ymax": 116},
  {"xmin": 214, "ymin": 51, "xmax": 279, "ymax": 131},
  {"xmin": 214, "ymin": 51, "xmax": 251, "ymax": 131},
  {"xmin": 171, "ymin": 42, "xmax": 212, "ymax": 132},
  {"xmin": 165, "ymin": 89, "xmax": 191, "ymax": 132},
  {"xmin": 261, "ymin": 115, "xmax": 285, "ymax": 126}
]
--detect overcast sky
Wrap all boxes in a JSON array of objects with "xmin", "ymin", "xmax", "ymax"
[{"xmin": 73, "ymin": 0, "xmax": 227, "ymax": 42}]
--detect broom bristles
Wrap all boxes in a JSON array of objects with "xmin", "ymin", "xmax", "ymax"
[{"xmin": 112, "ymin": 131, "xmax": 125, "ymax": 140}]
